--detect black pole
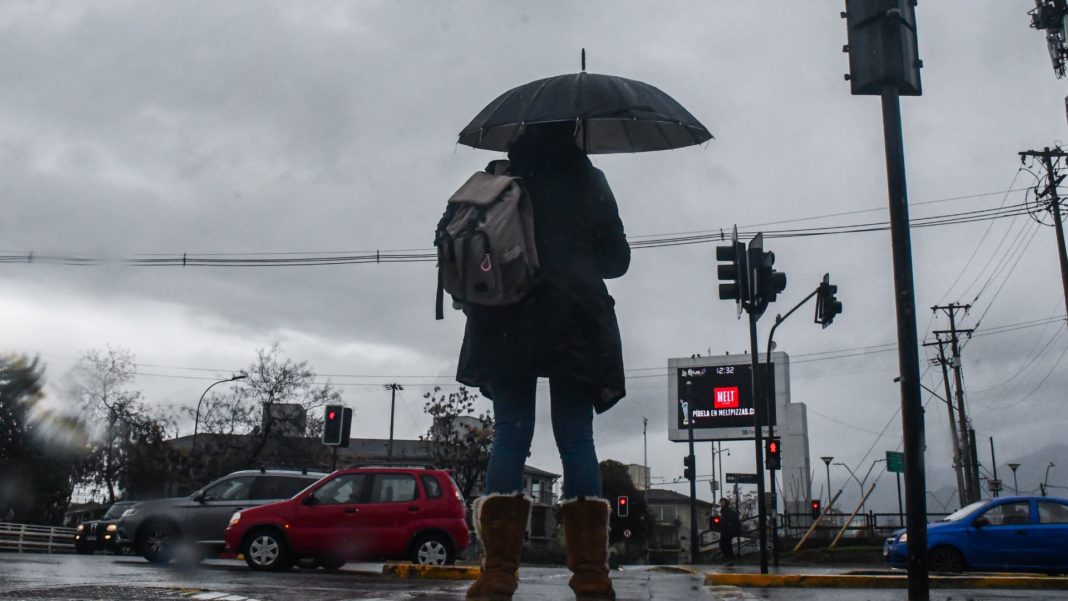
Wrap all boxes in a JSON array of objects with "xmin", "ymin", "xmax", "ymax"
[
  {"xmin": 989, "ymin": 437, "xmax": 999, "ymax": 498},
  {"xmin": 331, "ymin": 446, "xmax": 338, "ymax": 471},
  {"xmin": 749, "ymin": 312, "xmax": 768, "ymax": 574},
  {"xmin": 686, "ymin": 382, "xmax": 699, "ymax": 564},
  {"xmin": 881, "ymin": 86, "xmax": 929, "ymax": 600},
  {"xmin": 896, "ymin": 472, "xmax": 904, "ymax": 528},
  {"xmin": 387, "ymin": 383, "xmax": 400, "ymax": 462}
]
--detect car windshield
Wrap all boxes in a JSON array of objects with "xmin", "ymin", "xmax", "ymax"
[
  {"xmin": 103, "ymin": 503, "xmax": 132, "ymax": 519},
  {"xmin": 940, "ymin": 500, "xmax": 988, "ymax": 522}
]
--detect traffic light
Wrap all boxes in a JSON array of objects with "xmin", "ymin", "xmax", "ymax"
[
  {"xmin": 683, "ymin": 455, "xmax": 695, "ymax": 481},
  {"xmin": 841, "ymin": 0, "xmax": 922, "ymax": 96},
  {"xmin": 617, "ymin": 496, "xmax": 629, "ymax": 518},
  {"xmin": 811, "ymin": 499, "xmax": 823, "ymax": 519},
  {"xmin": 716, "ymin": 226, "xmax": 748, "ymax": 318},
  {"xmin": 765, "ymin": 438, "xmax": 782, "ymax": 471},
  {"xmin": 322, "ymin": 404, "xmax": 350, "ymax": 446},
  {"xmin": 815, "ymin": 273, "xmax": 843, "ymax": 328},
  {"xmin": 711, "ymin": 514, "xmax": 721, "ymax": 530},
  {"xmin": 748, "ymin": 233, "xmax": 787, "ymax": 316}
]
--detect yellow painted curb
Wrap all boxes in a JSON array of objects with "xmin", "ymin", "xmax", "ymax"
[
  {"xmin": 705, "ymin": 573, "xmax": 1068, "ymax": 590},
  {"xmin": 382, "ymin": 563, "xmax": 481, "ymax": 580}
]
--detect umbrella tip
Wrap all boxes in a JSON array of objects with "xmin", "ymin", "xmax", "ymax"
[{"xmin": 581, "ymin": 48, "xmax": 586, "ymax": 72}]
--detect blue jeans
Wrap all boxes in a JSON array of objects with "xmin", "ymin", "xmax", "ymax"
[{"xmin": 483, "ymin": 375, "xmax": 602, "ymax": 500}]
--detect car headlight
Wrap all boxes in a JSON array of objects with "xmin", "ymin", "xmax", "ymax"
[
  {"xmin": 106, "ymin": 524, "xmax": 117, "ymax": 532},
  {"xmin": 898, "ymin": 533, "xmax": 908, "ymax": 543},
  {"xmin": 76, "ymin": 524, "xmax": 85, "ymax": 532},
  {"xmin": 229, "ymin": 512, "xmax": 241, "ymax": 527}
]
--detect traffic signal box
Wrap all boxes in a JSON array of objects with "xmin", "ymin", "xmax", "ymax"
[
  {"xmin": 617, "ymin": 496, "xmax": 629, "ymax": 517},
  {"xmin": 322, "ymin": 405, "xmax": 352, "ymax": 447},
  {"xmin": 815, "ymin": 273, "xmax": 843, "ymax": 328},
  {"xmin": 842, "ymin": 0, "xmax": 923, "ymax": 96},
  {"xmin": 716, "ymin": 239, "xmax": 748, "ymax": 316},
  {"xmin": 811, "ymin": 499, "xmax": 823, "ymax": 519},
  {"xmin": 765, "ymin": 438, "xmax": 782, "ymax": 471},
  {"xmin": 683, "ymin": 455, "xmax": 695, "ymax": 481}
]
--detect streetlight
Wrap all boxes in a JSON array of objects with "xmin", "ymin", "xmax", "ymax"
[
  {"xmin": 821, "ymin": 456, "xmax": 834, "ymax": 508},
  {"xmin": 1043, "ymin": 462, "xmax": 1056, "ymax": 496},
  {"xmin": 1008, "ymin": 463, "xmax": 1021, "ymax": 495},
  {"xmin": 834, "ymin": 459, "xmax": 886, "ymax": 513},
  {"xmin": 192, "ymin": 373, "xmax": 248, "ymax": 453}
]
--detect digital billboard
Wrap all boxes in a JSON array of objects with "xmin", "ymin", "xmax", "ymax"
[{"xmin": 668, "ymin": 352, "xmax": 790, "ymax": 442}]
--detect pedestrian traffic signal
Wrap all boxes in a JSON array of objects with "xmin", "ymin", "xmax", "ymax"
[
  {"xmin": 322, "ymin": 405, "xmax": 351, "ymax": 446},
  {"xmin": 617, "ymin": 496, "xmax": 629, "ymax": 517},
  {"xmin": 841, "ymin": 0, "xmax": 922, "ymax": 96},
  {"xmin": 683, "ymin": 455, "xmax": 695, "ymax": 481},
  {"xmin": 815, "ymin": 273, "xmax": 843, "ymax": 328},
  {"xmin": 748, "ymin": 233, "xmax": 786, "ymax": 315},
  {"xmin": 811, "ymin": 499, "xmax": 822, "ymax": 519},
  {"xmin": 716, "ymin": 226, "xmax": 748, "ymax": 318},
  {"xmin": 765, "ymin": 438, "xmax": 782, "ymax": 471}
]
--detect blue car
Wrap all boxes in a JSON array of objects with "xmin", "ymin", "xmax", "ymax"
[{"xmin": 884, "ymin": 495, "xmax": 1068, "ymax": 573}]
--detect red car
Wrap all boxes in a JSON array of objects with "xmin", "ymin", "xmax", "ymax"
[{"xmin": 224, "ymin": 466, "xmax": 469, "ymax": 571}]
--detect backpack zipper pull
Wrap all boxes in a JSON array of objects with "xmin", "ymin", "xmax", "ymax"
[{"xmin": 480, "ymin": 253, "xmax": 492, "ymax": 272}]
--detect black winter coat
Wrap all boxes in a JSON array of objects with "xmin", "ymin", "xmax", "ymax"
[{"xmin": 454, "ymin": 147, "xmax": 630, "ymax": 413}]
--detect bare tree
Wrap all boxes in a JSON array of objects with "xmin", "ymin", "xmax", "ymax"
[
  {"xmin": 420, "ymin": 386, "xmax": 493, "ymax": 501},
  {"xmin": 193, "ymin": 344, "xmax": 339, "ymax": 476},
  {"xmin": 69, "ymin": 346, "xmax": 172, "ymax": 503}
]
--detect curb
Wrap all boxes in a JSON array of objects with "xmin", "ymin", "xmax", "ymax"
[
  {"xmin": 382, "ymin": 563, "xmax": 481, "ymax": 580},
  {"xmin": 705, "ymin": 572, "xmax": 1068, "ymax": 590}
]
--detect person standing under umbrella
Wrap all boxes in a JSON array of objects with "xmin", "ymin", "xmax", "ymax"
[{"xmin": 458, "ymin": 121, "xmax": 629, "ymax": 601}]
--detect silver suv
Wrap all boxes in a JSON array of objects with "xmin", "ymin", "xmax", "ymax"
[{"xmin": 117, "ymin": 468, "xmax": 326, "ymax": 564}]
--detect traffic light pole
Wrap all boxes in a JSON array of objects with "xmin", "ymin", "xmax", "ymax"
[
  {"xmin": 748, "ymin": 311, "xmax": 769, "ymax": 574},
  {"xmin": 763, "ymin": 285, "xmax": 820, "ymax": 569},
  {"xmin": 685, "ymin": 382, "xmax": 699, "ymax": 565},
  {"xmin": 881, "ymin": 86, "xmax": 929, "ymax": 600}
]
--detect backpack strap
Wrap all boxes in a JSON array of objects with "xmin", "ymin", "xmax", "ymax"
[
  {"xmin": 486, "ymin": 159, "xmax": 511, "ymax": 175},
  {"xmin": 435, "ymin": 268, "xmax": 445, "ymax": 320}
]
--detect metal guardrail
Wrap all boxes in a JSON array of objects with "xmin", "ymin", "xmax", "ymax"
[{"xmin": 0, "ymin": 522, "xmax": 76, "ymax": 553}]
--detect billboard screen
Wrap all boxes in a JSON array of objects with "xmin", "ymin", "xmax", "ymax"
[
  {"xmin": 668, "ymin": 353, "xmax": 789, "ymax": 442},
  {"xmin": 676, "ymin": 363, "xmax": 776, "ymax": 431}
]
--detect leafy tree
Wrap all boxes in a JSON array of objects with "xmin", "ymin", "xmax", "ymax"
[
  {"xmin": 192, "ymin": 344, "xmax": 338, "ymax": 481},
  {"xmin": 599, "ymin": 459, "xmax": 650, "ymax": 560},
  {"xmin": 421, "ymin": 386, "xmax": 493, "ymax": 501},
  {"xmin": 1, "ymin": 355, "xmax": 86, "ymax": 524}
]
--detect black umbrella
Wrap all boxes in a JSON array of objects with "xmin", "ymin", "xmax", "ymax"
[{"xmin": 458, "ymin": 71, "xmax": 713, "ymax": 154}]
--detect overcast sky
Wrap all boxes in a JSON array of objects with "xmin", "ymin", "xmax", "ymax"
[{"xmin": 3, "ymin": 1, "xmax": 1067, "ymax": 509}]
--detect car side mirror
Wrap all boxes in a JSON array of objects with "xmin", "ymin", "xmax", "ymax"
[
  {"xmin": 302, "ymin": 495, "xmax": 318, "ymax": 506},
  {"xmin": 192, "ymin": 492, "xmax": 206, "ymax": 504},
  {"xmin": 973, "ymin": 516, "xmax": 989, "ymax": 528}
]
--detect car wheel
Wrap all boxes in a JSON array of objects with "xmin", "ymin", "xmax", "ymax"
[
  {"xmin": 929, "ymin": 546, "xmax": 965, "ymax": 573},
  {"xmin": 139, "ymin": 521, "xmax": 178, "ymax": 564},
  {"xmin": 412, "ymin": 534, "xmax": 454, "ymax": 566},
  {"xmin": 243, "ymin": 529, "xmax": 292, "ymax": 572}
]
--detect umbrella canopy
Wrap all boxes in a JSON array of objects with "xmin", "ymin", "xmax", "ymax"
[{"xmin": 458, "ymin": 72, "xmax": 712, "ymax": 154}]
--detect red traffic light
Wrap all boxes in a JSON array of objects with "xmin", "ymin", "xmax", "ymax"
[
  {"xmin": 713, "ymin": 515, "xmax": 721, "ymax": 525},
  {"xmin": 619, "ymin": 497, "xmax": 627, "ymax": 506},
  {"xmin": 768, "ymin": 440, "xmax": 779, "ymax": 454},
  {"xmin": 328, "ymin": 410, "xmax": 337, "ymax": 421}
]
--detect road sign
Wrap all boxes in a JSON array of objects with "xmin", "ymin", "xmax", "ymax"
[
  {"xmin": 987, "ymin": 479, "xmax": 1002, "ymax": 493},
  {"xmin": 886, "ymin": 450, "xmax": 905, "ymax": 474},
  {"xmin": 726, "ymin": 472, "xmax": 759, "ymax": 484},
  {"xmin": 709, "ymin": 480, "xmax": 719, "ymax": 493}
]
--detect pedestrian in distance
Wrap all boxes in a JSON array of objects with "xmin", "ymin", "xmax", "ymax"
[
  {"xmin": 456, "ymin": 121, "xmax": 630, "ymax": 601},
  {"xmin": 718, "ymin": 497, "xmax": 740, "ymax": 565}
]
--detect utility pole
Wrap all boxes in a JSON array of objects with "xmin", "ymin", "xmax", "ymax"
[
  {"xmin": 933, "ymin": 303, "xmax": 976, "ymax": 503},
  {"xmin": 923, "ymin": 337, "xmax": 965, "ymax": 507},
  {"xmin": 1020, "ymin": 147, "xmax": 1068, "ymax": 321},
  {"xmin": 385, "ymin": 383, "xmax": 403, "ymax": 462}
]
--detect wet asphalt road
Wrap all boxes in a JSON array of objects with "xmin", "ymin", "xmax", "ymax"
[{"xmin": 2, "ymin": 554, "xmax": 1068, "ymax": 601}]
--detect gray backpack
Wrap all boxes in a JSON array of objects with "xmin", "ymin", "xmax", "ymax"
[{"xmin": 435, "ymin": 160, "xmax": 539, "ymax": 319}]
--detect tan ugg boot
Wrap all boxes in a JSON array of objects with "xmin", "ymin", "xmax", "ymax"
[
  {"xmin": 562, "ymin": 497, "xmax": 616, "ymax": 601},
  {"xmin": 466, "ymin": 494, "xmax": 532, "ymax": 601}
]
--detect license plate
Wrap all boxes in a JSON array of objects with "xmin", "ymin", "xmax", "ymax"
[{"xmin": 86, "ymin": 536, "xmax": 97, "ymax": 541}]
